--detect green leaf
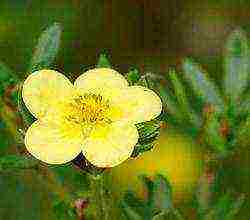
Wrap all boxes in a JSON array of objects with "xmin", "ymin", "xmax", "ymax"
[
  {"xmin": 182, "ymin": 58, "xmax": 224, "ymax": 112},
  {"xmin": 29, "ymin": 23, "xmax": 62, "ymax": 72},
  {"xmin": 205, "ymin": 192, "xmax": 244, "ymax": 220},
  {"xmin": 224, "ymin": 29, "xmax": 249, "ymax": 104},
  {"xmin": 126, "ymin": 68, "xmax": 141, "ymax": 85},
  {"xmin": 169, "ymin": 69, "xmax": 201, "ymax": 128},
  {"xmin": 0, "ymin": 62, "xmax": 19, "ymax": 96},
  {"xmin": 53, "ymin": 200, "xmax": 77, "ymax": 220},
  {"xmin": 17, "ymin": 83, "xmax": 36, "ymax": 128},
  {"xmin": 132, "ymin": 120, "xmax": 161, "ymax": 157},
  {"xmin": 121, "ymin": 201, "xmax": 143, "ymax": 220},
  {"xmin": 0, "ymin": 155, "xmax": 39, "ymax": 172},
  {"xmin": 204, "ymin": 112, "xmax": 227, "ymax": 154},
  {"xmin": 152, "ymin": 174, "xmax": 173, "ymax": 212},
  {"xmin": 96, "ymin": 53, "xmax": 112, "ymax": 68},
  {"xmin": 226, "ymin": 194, "xmax": 245, "ymax": 219},
  {"xmin": 238, "ymin": 94, "xmax": 250, "ymax": 116},
  {"xmin": 135, "ymin": 75, "xmax": 149, "ymax": 87},
  {"xmin": 156, "ymin": 85, "xmax": 184, "ymax": 120},
  {"xmin": 236, "ymin": 116, "xmax": 250, "ymax": 146},
  {"xmin": 123, "ymin": 191, "xmax": 146, "ymax": 217},
  {"xmin": 139, "ymin": 175, "xmax": 155, "ymax": 211}
]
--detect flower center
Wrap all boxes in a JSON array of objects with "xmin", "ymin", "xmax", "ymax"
[{"xmin": 66, "ymin": 93, "xmax": 111, "ymax": 126}]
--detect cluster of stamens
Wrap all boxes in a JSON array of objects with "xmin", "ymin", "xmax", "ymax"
[{"xmin": 66, "ymin": 93, "xmax": 111, "ymax": 125}]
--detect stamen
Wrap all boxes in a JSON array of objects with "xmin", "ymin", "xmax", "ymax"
[{"xmin": 66, "ymin": 93, "xmax": 112, "ymax": 126}]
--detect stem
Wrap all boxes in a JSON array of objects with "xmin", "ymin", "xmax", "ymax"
[{"xmin": 91, "ymin": 172, "xmax": 110, "ymax": 220}]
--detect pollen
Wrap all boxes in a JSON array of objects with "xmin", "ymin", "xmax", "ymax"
[{"xmin": 66, "ymin": 93, "xmax": 111, "ymax": 126}]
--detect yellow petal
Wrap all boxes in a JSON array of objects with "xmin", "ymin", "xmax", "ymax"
[
  {"xmin": 112, "ymin": 86, "xmax": 162, "ymax": 123},
  {"xmin": 22, "ymin": 69, "xmax": 74, "ymax": 119},
  {"xmin": 25, "ymin": 120, "xmax": 83, "ymax": 164},
  {"xmin": 74, "ymin": 68, "xmax": 129, "ymax": 93},
  {"xmin": 82, "ymin": 122, "xmax": 139, "ymax": 167}
]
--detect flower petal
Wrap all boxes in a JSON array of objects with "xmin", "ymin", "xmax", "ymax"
[
  {"xmin": 112, "ymin": 86, "xmax": 162, "ymax": 123},
  {"xmin": 74, "ymin": 68, "xmax": 129, "ymax": 92},
  {"xmin": 25, "ymin": 120, "xmax": 83, "ymax": 164},
  {"xmin": 82, "ymin": 122, "xmax": 139, "ymax": 167},
  {"xmin": 22, "ymin": 69, "xmax": 74, "ymax": 118}
]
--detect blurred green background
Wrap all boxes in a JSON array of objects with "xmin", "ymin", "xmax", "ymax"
[{"xmin": 0, "ymin": 0, "xmax": 249, "ymax": 219}]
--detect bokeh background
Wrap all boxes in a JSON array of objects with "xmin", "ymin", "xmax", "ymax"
[{"xmin": 0, "ymin": 0, "xmax": 249, "ymax": 219}]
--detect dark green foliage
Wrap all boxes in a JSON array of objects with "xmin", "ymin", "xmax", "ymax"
[
  {"xmin": 132, "ymin": 120, "xmax": 161, "ymax": 157},
  {"xmin": 52, "ymin": 199, "xmax": 77, "ymax": 220},
  {"xmin": 0, "ymin": 62, "xmax": 19, "ymax": 96},
  {"xmin": 96, "ymin": 53, "xmax": 112, "ymax": 68},
  {"xmin": 126, "ymin": 68, "xmax": 141, "ymax": 85},
  {"xmin": 200, "ymin": 192, "xmax": 244, "ymax": 220},
  {"xmin": 0, "ymin": 155, "xmax": 39, "ymax": 172},
  {"xmin": 155, "ymin": 29, "xmax": 250, "ymax": 156}
]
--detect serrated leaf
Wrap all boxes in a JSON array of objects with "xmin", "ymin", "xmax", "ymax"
[
  {"xmin": 152, "ymin": 174, "xmax": 173, "ymax": 212},
  {"xmin": 169, "ymin": 69, "xmax": 201, "ymax": 128},
  {"xmin": 136, "ymin": 120, "xmax": 161, "ymax": 141},
  {"xmin": 0, "ymin": 155, "xmax": 39, "ymax": 171},
  {"xmin": 29, "ymin": 23, "xmax": 62, "ymax": 72},
  {"xmin": 132, "ymin": 120, "xmax": 161, "ymax": 157},
  {"xmin": 224, "ymin": 29, "xmax": 249, "ymax": 104},
  {"xmin": 131, "ymin": 142, "xmax": 154, "ymax": 158},
  {"xmin": 96, "ymin": 53, "xmax": 111, "ymax": 68},
  {"xmin": 182, "ymin": 58, "xmax": 224, "ymax": 112}
]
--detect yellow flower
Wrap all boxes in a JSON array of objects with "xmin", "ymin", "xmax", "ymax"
[{"xmin": 22, "ymin": 68, "xmax": 162, "ymax": 167}]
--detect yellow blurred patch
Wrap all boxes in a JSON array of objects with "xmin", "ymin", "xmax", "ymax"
[{"xmin": 110, "ymin": 129, "xmax": 204, "ymax": 202}]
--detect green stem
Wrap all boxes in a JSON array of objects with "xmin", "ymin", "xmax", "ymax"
[{"xmin": 91, "ymin": 172, "xmax": 110, "ymax": 220}]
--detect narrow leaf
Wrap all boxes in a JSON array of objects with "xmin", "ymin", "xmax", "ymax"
[
  {"xmin": 169, "ymin": 69, "xmax": 201, "ymax": 127},
  {"xmin": 182, "ymin": 59, "xmax": 224, "ymax": 112},
  {"xmin": 96, "ymin": 53, "xmax": 111, "ymax": 68},
  {"xmin": 204, "ymin": 112, "xmax": 227, "ymax": 154},
  {"xmin": 152, "ymin": 174, "xmax": 173, "ymax": 211},
  {"xmin": 157, "ymin": 85, "xmax": 180, "ymax": 115},
  {"xmin": 123, "ymin": 191, "xmax": 146, "ymax": 217},
  {"xmin": 121, "ymin": 201, "xmax": 143, "ymax": 220},
  {"xmin": 224, "ymin": 29, "xmax": 249, "ymax": 104},
  {"xmin": 29, "ymin": 23, "xmax": 62, "ymax": 72},
  {"xmin": 17, "ymin": 83, "xmax": 36, "ymax": 128}
]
